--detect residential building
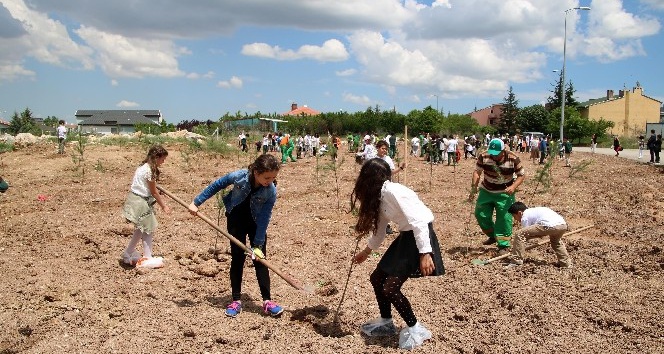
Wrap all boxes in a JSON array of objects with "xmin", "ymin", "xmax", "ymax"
[
  {"xmin": 282, "ymin": 103, "xmax": 320, "ymax": 117},
  {"xmin": 469, "ymin": 104, "xmax": 504, "ymax": 127},
  {"xmin": 578, "ymin": 82, "xmax": 662, "ymax": 137},
  {"xmin": 75, "ymin": 110, "xmax": 162, "ymax": 135}
]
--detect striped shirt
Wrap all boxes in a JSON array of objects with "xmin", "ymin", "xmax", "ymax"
[{"xmin": 476, "ymin": 151, "xmax": 524, "ymax": 192}]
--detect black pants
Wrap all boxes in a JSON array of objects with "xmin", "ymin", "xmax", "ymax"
[{"xmin": 227, "ymin": 213, "xmax": 270, "ymax": 301}]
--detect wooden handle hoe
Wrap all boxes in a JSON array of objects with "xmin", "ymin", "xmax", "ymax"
[
  {"xmin": 471, "ymin": 224, "xmax": 594, "ymax": 266},
  {"xmin": 157, "ymin": 185, "xmax": 311, "ymax": 292}
]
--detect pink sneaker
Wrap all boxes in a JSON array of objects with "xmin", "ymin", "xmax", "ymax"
[{"xmin": 263, "ymin": 300, "xmax": 283, "ymax": 317}]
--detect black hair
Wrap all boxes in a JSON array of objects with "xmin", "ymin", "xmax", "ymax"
[
  {"xmin": 508, "ymin": 201, "xmax": 527, "ymax": 214},
  {"xmin": 350, "ymin": 158, "xmax": 392, "ymax": 235}
]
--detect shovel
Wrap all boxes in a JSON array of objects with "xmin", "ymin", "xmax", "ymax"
[
  {"xmin": 157, "ymin": 185, "xmax": 313, "ymax": 293},
  {"xmin": 471, "ymin": 224, "xmax": 594, "ymax": 265}
]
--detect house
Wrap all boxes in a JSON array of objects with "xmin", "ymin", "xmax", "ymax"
[
  {"xmin": 282, "ymin": 103, "xmax": 320, "ymax": 117},
  {"xmin": 469, "ymin": 104, "xmax": 504, "ymax": 127},
  {"xmin": 75, "ymin": 110, "xmax": 162, "ymax": 135},
  {"xmin": 578, "ymin": 82, "xmax": 662, "ymax": 137}
]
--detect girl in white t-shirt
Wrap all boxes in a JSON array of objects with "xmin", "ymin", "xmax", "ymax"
[
  {"xmin": 121, "ymin": 145, "xmax": 171, "ymax": 268},
  {"xmin": 351, "ymin": 158, "xmax": 443, "ymax": 350}
]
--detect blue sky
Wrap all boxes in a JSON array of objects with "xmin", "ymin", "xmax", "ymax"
[{"xmin": 0, "ymin": 0, "xmax": 662, "ymax": 124}]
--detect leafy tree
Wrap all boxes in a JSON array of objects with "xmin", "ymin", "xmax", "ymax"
[
  {"xmin": 440, "ymin": 114, "xmax": 482, "ymax": 136},
  {"xmin": 43, "ymin": 116, "xmax": 59, "ymax": 128},
  {"xmin": 547, "ymin": 106, "xmax": 590, "ymax": 141},
  {"xmin": 8, "ymin": 108, "xmax": 36, "ymax": 135},
  {"xmin": 587, "ymin": 118, "xmax": 615, "ymax": 142},
  {"xmin": 515, "ymin": 104, "xmax": 549, "ymax": 134},
  {"xmin": 406, "ymin": 106, "xmax": 439, "ymax": 134},
  {"xmin": 498, "ymin": 86, "xmax": 519, "ymax": 135}
]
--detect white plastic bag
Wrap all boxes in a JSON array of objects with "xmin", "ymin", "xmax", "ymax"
[
  {"xmin": 399, "ymin": 322, "xmax": 432, "ymax": 350},
  {"xmin": 360, "ymin": 317, "xmax": 397, "ymax": 337}
]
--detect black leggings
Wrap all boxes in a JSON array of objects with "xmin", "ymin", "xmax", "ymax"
[
  {"xmin": 227, "ymin": 214, "xmax": 270, "ymax": 302},
  {"xmin": 370, "ymin": 268, "xmax": 417, "ymax": 327}
]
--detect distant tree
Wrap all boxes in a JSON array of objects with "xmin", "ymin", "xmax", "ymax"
[
  {"xmin": 43, "ymin": 116, "xmax": 59, "ymax": 128},
  {"xmin": 8, "ymin": 108, "xmax": 36, "ymax": 135},
  {"xmin": 498, "ymin": 86, "xmax": 519, "ymax": 135},
  {"xmin": 440, "ymin": 113, "xmax": 482, "ymax": 136},
  {"xmin": 406, "ymin": 106, "xmax": 439, "ymax": 134},
  {"xmin": 547, "ymin": 72, "xmax": 579, "ymax": 111},
  {"xmin": 515, "ymin": 104, "xmax": 549, "ymax": 134}
]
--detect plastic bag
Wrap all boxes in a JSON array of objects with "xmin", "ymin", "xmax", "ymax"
[
  {"xmin": 399, "ymin": 322, "xmax": 432, "ymax": 350},
  {"xmin": 360, "ymin": 318, "xmax": 397, "ymax": 337}
]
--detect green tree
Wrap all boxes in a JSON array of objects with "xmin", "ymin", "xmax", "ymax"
[
  {"xmin": 8, "ymin": 108, "xmax": 36, "ymax": 135},
  {"xmin": 547, "ymin": 72, "xmax": 579, "ymax": 111},
  {"xmin": 547, "ymin": 106, "xmax": 599, "ymax": 142},
  {"xmin": 498, "ymin": 86, "xmax": 519, "ymax": 135},
  {"xmin": 441, "ymin": 114, "xmax": 481, "ymax": 136},
  {"xmin": 406, "ymin": 106, "xmax": 439, "ymax": 134},
  {"xmin": 515, "ymin": 104, "xmax": 549, "ymax": 134},
  {"xmin": 43, "ymin": 116, "xmax": 59, "ymax": 128}
]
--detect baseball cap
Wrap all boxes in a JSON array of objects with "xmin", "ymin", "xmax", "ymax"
[
  {"xmin": 364, "ymin": 135, "xmax": 371, "ymax": 141},
  {"xmin": 487, "ymin": 138, "xmax": 504, "ymax": 156}
]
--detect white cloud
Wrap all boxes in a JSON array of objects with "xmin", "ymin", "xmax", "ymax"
[
  {"xmin": 217, "ymin": 76, "xmax": 243, "ymax": 89},
  {"xmin": 0, "ymin": 0, "xmax": 94, "ymax": 81},
  {"xmin": 335, "ymin": 68, "xmax": 356, "ymax": 77},
  {"xmin": 117, "ymin": 100, "xmax": 139, "ymax": 108},
  {"xmin": 110, "ymin": 79, "xmax": 118, "ymax": 86},
  {"xmin": 75, "ymin": 25, "xmax": 187, "ymax": 79},
  {"xmin": 242, "ymin": 39, "xmax": 349, "ymax": 62},
  {"xmin": 641, "ymin": 0, "xmax": 664, "ymax": 10},
  {"xmin": 187, "ymin": 71, "xmax": 215, "ymax": 79},
  {"xmin": 342, "ymin": 92, "xmax": 372, "ymax": 106}
]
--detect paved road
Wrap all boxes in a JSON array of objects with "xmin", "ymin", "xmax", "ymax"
[{"xmin": 573, "ymin": 146, "xmax": 660, "ymax": 164}]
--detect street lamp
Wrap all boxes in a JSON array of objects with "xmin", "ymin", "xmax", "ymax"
[
  {"xmin": 560, "ymin": 6, "xmax": 590, "ymax": 141},
  {"xmin": 431, "ymin": 94, "xmax": 439, "ymax": 113}
]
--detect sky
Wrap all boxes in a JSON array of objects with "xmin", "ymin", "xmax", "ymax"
[{"xmin": 0, "ymin": 0, "xmax": 663, "ymax": 124}]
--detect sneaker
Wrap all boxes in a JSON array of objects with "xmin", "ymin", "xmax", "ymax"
[
  {"xmin": 225, "ymin": 301, "xmax": 242, "ymax": 318},
  {"xmin": 482, "ymin": 237, "xmax": 496, "ymax": 246},
  {"xmin": 497, "ymin": 247, "xmax": 510, "ymax": 256},
  {"xmin": 399, "ymin": 322, "xmax": 432, "ymax": 350},
  {"xmin": 360, "ymin": 317, "xmax": 397, "ymax": 337},
  {"xmin": 121, "ymin": 251, "xmax": 142, "ymax": 265},
  {"xmin": 136, "ymin": 256, "xmax": 164, "ymax": 269},
  {"xmin": 263, "ymin": 300, "xmax": 283, "ymax": 317}
]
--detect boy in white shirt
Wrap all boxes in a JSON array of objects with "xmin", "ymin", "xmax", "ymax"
[{"xmin": 507, "ymin": 202, "xmax": 572, "ymax": 268}]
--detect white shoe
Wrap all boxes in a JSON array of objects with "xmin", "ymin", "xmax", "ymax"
[
  {"xmin": 360, "ymin": 317, "xmax": 397, "ymax": 337},
  {"xmin": 136, "ymin": 256, "xmax": 165, "ymax": 269},
  {"xmin": 399, "ymin": 322, "xmax": 432, "ymax": 350},
  {"xmin": 121, "ymin": 251, "xmax": 142, "ymax": 265}
]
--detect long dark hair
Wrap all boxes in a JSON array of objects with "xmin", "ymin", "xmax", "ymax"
[
  {"xmin": 142, "ymin": 145, "xmax": 168, "ymax": 181},
  {"xmin": 248, "ymin": 154, "xmax": 280, "ymax": 186},
  {"xmin": 350, "ymin": 158, "xmax": 392, "ymax": 235}
]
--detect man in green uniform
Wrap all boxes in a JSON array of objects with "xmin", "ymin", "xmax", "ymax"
[{"xmin": 468, "ymin": 138, "xmax": 525, "ymax": 252}]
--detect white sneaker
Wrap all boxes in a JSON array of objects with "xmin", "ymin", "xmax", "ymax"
[
  {"xmin": 399, "ymin": 322, "xmax": 432, "ymax": 350},
  {"xmin": 136, "ymin": 256, "xmax": 165, "ymax": 269},
  {"xmin": 121, "ymin": 251, "xmax": 142, "ymax": 265},
  {"xmin": 360, "ymin": 317, "xmax": 397, "ymax": 337}
]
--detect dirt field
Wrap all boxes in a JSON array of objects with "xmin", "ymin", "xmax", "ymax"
[{"xmin": 0, "ymin": 140, "xmax": 662, "ymax": 353}]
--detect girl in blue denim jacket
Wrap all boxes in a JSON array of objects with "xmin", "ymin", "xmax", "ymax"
[{"xmin": 188, "ymin": 154, "xmax": 283, "ymax": 318}]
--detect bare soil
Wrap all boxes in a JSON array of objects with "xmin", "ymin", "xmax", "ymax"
[{"xmin": 1, "ymin": 142, "xmax": 663, "ymax": 353}]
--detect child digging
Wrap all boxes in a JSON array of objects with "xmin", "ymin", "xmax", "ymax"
[
  {"xmin": 188, "ymin": 154, "xmax": 284, "ymax": 318},
  {"xmin": 121, "ymin": 145, "xmax": 170, "ymax": 268},
  {"xmin": 351, "ymin": 158, "xmax": 444, "ymax": 350}
]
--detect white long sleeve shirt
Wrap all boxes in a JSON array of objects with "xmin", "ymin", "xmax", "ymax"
[
  {"xmin": 366, "ymin": 181, "xmax": 434, "ymax": 254},
  {"xmin": 521, "ymin": 207, "xmax": 566, "ymax": 227}
]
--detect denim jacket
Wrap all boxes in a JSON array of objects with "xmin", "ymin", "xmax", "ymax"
[{"xmin": 193, "ymin": 169, "xmax": 276, "ymax": 246}]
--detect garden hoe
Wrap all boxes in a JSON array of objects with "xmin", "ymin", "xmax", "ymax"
[
  {"xmin": 471, "ymin": 224, "xmax": 594, "ymax": 266},
  {"xmin": 157, "ymin": 186, "xmax": 314, "ymax": 293}
]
